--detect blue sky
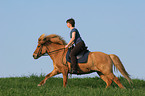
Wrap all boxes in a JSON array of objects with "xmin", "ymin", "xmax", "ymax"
[{"xmin": 0, "ymin": 0, "xmax": 145, "ymax": 80}]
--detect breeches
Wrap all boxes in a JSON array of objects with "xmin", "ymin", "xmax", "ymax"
[{"xmin": 70, "ymin": 41, "xmax": 86, "ymax": 70}]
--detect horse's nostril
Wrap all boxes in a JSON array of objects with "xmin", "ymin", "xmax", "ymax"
[
  {"xmin": 33, "ymin": 55, "xmax": 35, "ymax": 58},
  {"xmin": 33, "ymin": 54, "xmax": 37, "ymax": 58}
]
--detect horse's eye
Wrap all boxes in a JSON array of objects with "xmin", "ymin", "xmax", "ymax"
[
  {"xmin": 38, "ymin": 46, "xmax": 40, "ymax": 48},
  {"xmin": 43, "ymin": 38, "xmax": 46, "ymax": 41}
]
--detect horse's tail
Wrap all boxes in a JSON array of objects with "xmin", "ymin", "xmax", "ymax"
[{"xmin": 109, "ymin": 54, "xmax": 132, "ymax": 84}]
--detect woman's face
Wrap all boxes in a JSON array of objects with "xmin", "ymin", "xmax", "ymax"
[{"xmin": 67, "ymin": 23, "xmax": 71, "ymax": 28}]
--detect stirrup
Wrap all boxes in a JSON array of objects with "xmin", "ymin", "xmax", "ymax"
[{"xmin": 69, "ymin": 69, "xmax": 77, "ymax": 74}]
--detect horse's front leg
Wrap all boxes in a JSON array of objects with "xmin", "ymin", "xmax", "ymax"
[
  {"xmin": 62, "ymin": 69, "xmax": 69, "ymax": 87},
  {"xmin": 38, "ymin": 69, "xmax": 59, "ymax": 86}
]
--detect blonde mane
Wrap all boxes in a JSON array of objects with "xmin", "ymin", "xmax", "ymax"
[{"xmin": 38, "ymin": 34, "xmax": 67, "ymax": 45}]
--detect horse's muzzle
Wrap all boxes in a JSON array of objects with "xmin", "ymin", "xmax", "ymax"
[{"xmin": 33, "ymin": 53, "xmax": 38, "ymax": 59}]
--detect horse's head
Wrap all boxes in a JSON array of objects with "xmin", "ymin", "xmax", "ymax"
[
  {"xmin": 33, "ymin": 34, "xmax": 67, "ymax": 59},
  {"xmin": 33, "ymin": 34, "xmax": 48, "ymax": 59}
]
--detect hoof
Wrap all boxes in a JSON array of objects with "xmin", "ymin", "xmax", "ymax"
[{"xmin": 37, "ymin": 84, "xmax": 41, "ymax": 86}]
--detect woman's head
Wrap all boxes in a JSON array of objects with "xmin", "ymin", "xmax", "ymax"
[{"xmin": 66, "ymin": 18, "xmax": 75, "ymax": 28}]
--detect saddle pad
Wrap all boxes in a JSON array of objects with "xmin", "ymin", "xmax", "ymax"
[{"xmin": 66, "ymin": 49, "xmax": 90, "ymax": 63}]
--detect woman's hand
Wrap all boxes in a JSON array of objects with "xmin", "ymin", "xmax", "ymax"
[
  {"xmin": 65, "ymin": 32, "xmax": 76, "ymax": 48},
  {"xmin": 65, "ymin": 45, "xmax": 69, "ymax": 48}
]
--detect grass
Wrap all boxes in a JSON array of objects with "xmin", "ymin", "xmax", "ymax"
[{"xmin": 0, "ymin": 74, "xmax": 145, "ymax": 96}]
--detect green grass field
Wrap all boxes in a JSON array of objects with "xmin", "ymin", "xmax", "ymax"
[{"xmin": 0, "ymin": 75, "xmax": 145, "ymax": 96}]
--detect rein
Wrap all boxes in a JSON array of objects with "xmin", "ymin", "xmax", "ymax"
[
  {"xmin": 47, "ymin": 47, "xmax": 66, "ymax": 54},
  {"xmin": 35, "ymin": 45, "xmax": 66, "ymax": 56}
]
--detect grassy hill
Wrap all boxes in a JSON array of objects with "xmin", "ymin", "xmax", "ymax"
[{"xmin": 0, "ymin": 75, "xmax": 145, "ymax": 96}]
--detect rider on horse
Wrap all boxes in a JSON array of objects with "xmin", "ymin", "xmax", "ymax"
[{"xmin": 65, "ymin": 18, "xmax": 87, "ymax": 74}]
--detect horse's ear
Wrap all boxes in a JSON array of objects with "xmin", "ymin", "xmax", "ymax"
[
  {"xmin": 39, "ymin": 34, "xmax": 45, "ymax": 39},
  {"xmin": 50, "ymin": 37, "xmax": 63, "ymax": 45}
]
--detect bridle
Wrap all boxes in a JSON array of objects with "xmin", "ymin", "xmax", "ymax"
[{"xmin": 35, "ymin": 44, "xmax": 68, "ymax": 66}]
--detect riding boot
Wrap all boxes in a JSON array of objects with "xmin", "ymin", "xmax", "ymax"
[{"xmin": 71, "ymin": 63, "xmax": 77, "ymax": 74}]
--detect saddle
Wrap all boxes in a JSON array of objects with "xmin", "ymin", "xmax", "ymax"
[{"xmin": 66, "ymin": 46, "xmax": 90, "ymax": 63}]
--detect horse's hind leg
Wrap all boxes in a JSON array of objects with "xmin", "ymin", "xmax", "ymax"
[
  {"xmin": 97, "ymin": 71, "xmax": 112, "ymax": 88},
  {"xmin": 106, "ymin": 73, "xmax": 125, "ymax": 89}
]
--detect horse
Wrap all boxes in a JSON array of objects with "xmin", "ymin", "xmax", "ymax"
[{"xmin": 33, "ymin": 34, "xmax": 132, "ymax": 88}]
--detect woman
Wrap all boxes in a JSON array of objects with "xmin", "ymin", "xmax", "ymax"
[{"xmin": 65, "ymin": 18, "xmax": 87, "ymax": 74}]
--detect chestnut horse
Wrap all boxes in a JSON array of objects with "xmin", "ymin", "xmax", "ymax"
[{"xmin": 33, "ymin": 34, "xmax": 132, "ymax": 88}]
